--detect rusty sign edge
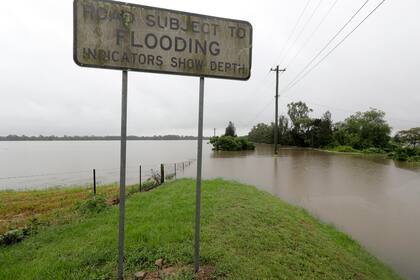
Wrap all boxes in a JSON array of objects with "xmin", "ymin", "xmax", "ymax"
[{"xmin": 73, "ymin": 0, "xmax": 253, "ymax": 81}]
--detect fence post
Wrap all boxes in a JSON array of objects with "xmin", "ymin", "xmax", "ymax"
[
  {"xmin": 174, "ymin": 163, "xmax": 177, "ymax": 178},
  {"xmin": 93, "ymin": 169, "xmax": 96, "ymax": 196},
  {"xmin": 161, "ymin": 164, "xmax": 165, "ymax": 184},
  {"xmin": 139, "ymin": 165, "xmax": 142, "ymax": 192}
]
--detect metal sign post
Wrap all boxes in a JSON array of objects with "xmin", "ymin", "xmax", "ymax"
[
  {"xmin": 73, "ymin": 0, "xmax": 252, "ymax": 277},
  {"xmin": 194, "ymin": 77, "xmax": 205, "ymax": 272},
  {"xmin": 118, "ymin": 70, "xmax": 128, "ymax": 280}
]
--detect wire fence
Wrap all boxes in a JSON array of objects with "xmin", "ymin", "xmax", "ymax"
[{"xmin": 0, "ymin": 159, "xmax": 195, "ymax": 191}]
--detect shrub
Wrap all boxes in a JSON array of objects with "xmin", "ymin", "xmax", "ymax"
[
  {"xmin": 330, "ymin": 145, "xmax": 359, "ymax": 153},
  {"xmin": 362, "ymin": 147, "xmax": 386, "ymax": 154},
  {"xmin": 76, "ymin": 195, "xmax": 108, "ymax": 214},
  {"xmin": 0, "ymin": 229, "xmax": 25, "ymax": 246},
  {"xmin": 142, "ymin": 178, "xmax": 159, "ymax": 191},
  {"xmin": 408, "ymin": 155, "xmax": 420, "ymax": 162},
  {"xmin": 392, "ymin": 147, "xmax": 420, "ymax": 162},
  {"xmin": 0, "ymin": 218, "xmax": 40, "ymax": 246},
  {"xmin": 209, "ymin": 136, "xmax": 255, "ymax": 151},
  {"xmin": 238, "ymin": 137, "xmax": 255, "ymax": 150},
  {"xmin": 127, "ymin": 185, "xmax": 140, "ymax": 196}
]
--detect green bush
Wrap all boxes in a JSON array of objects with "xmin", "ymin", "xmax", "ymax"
[
  {"xmin": 127, "ymin": 185, "xmax": 140, "ymax": 196},
  {"xmin": 209, "ymin": 136, "xmax": 255, "ymax": 151},
  {"xmin": 75, "ymin": 195, "xmax": 108, "ymax": 215},
  {"xmin": 329, "ymin": 145, "xmax": 359, "ymax": 153},
  {"xmin": 362, "ymin": 147, "xmax": 386, "ymax": 154},
  {"xmin": 0, "ymin": 218, "xmax": 40, "ymax": 246},
  {"xmin": 0, "ymin": 229, "xmax": 26, "ymax": 246},
  {"xmin": 408, "ymin": 155, "xmax": 420, "ymax": 162},
  {"xmin": 392, "ymin": 147, "xmax": 420, "ymax": 162},
  {"xmin": 141, "ymin": 179, "xmax": 159, "ymax": 191}
]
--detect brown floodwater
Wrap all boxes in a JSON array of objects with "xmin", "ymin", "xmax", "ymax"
[
  {"xmin": 1, "ymin": 141, "xmax": 419, "ymax": 278},
  {"xmin": 183, "ymin": 144, "xmax": 420, "ymax": 280}
]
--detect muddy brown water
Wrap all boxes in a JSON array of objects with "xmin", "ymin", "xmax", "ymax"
[
  {"xmin": 186, "ymin": 144, "xmax": 420, "ymax": 280},
  {"xmin": 0, "ymin": 141, "xmax": 419, "ymax": 279}
]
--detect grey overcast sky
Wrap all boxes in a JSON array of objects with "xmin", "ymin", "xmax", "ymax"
[{"xmin": 0, "ymin": 0, "xmax": 419, "ymax": 136}]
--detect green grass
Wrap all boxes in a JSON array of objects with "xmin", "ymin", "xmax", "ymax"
[
  {"xmin": 325, "ymin": 145, "xmax": 360, "ymax": 153},
  {"xmin": 0, "ymin": 179, "xmax": 400, "ymax": 279},
  {"xmin": 0, "ymin": 184, "xmax": 142, "ymax": 234}
]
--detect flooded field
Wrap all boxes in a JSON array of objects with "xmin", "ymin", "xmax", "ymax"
[{"xmin": 1, "ymin": 141, "xmax": 419, "ymax": 279}]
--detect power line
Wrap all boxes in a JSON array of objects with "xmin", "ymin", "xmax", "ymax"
[
  {"xmin": 246, "ymin": 69, "xmax": 272, "ymax": 98},
  {"xmin": 281, "ymin": 0, "xmax": 371, "ymax": 92},
  {"xmin": 284, "ymin": 0, "xmax": 339, "ymax": 69},
  {"xmin": 245, "ymin": 0, "xmax": 397, "ymax": 130},
  {"xmin": 244, "ymin": 1, "xmax": 313, "ymax": 110},
  {"xmin": 278, "ymin": 0, "xmax": 324, "ymax": 67},
  {"xmin": 242, "ymin": 69, "xmax": 289, "ymax": 128},
  {"xmin": 244, "ymin": 0, "xmax": 313, "ymax": 128},
  {"xmin": 282, "ymin": 0, "xmax": 386, "ymax": 94},
  {"xmin": 244, "ymin": 97, "xmax": 274, "ymax": 127},
  {"xmin": 272, "ymin": 0, "xmax": 312, "ymax": 67}
]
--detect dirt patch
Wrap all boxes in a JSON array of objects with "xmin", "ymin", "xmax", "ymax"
[
  {"xmin": 133, "ymin": 264, "xmax": 216, "ymax": 280},
  {"xmin": 196, "ymin": 265, "xmax": 216, "ymax": 280}
]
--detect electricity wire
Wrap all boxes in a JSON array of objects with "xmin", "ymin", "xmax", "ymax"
[
  {"xmin": 277, "ymin": 0, "xmax": 324, "ymax": 67},
  {"xmin": 282, "ymin": 0, "xmax": 386, "ymax": 94},
  {"xmin": 281, "ymin": 0, "xmax": 371, "ymax": 93},
  {"xmin": 271, "ymin": 0, "xmax": 312, "ymax": 67},
  {"xmin": 284, "ymin": 0, "xmax": 339, "ymax": 69}
]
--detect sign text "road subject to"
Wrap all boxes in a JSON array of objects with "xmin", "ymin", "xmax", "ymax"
[{"xmin": 74, "ymin": 0, "xmax": 252, "ymax": 80}]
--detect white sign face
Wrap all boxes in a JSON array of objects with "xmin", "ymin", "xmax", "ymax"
[{"xmin": 73, "ymin": 0, "xmax": 252, "ymax": 80}]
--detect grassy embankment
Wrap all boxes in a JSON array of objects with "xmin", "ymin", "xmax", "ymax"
[
  {"xmin": 0, "ymin": 183, "xmax": 128, "ymax": 235},
  {"xmin": 0, "ymin": 179, "xmax": 401, "ymax": 279}
]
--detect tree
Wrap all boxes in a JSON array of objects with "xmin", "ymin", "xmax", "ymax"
[
  {"xmin": 225, "ymin": 121, "xmax": 237, "ymax": 137},
  {"xmin": 317, "ymin": 111, "xmax": 333, "ymax": 147},
  {"xmin": 305, "ymin": 114, "xmax": 332, "ymax": 148},
  {"xmin": 333, "ymin": 108, "xmax": 391, "ymax": 149},
  {"xmin": 278, "ymin": 115, "xmax": 291, "ymax": 145},
  {"xmin": 287, "ymin": 101, "xmax": 313, "ymax": 146},
  {"xmin": 394, "ymin": 127, "xmax": 420, "ymax": 148},
  {"xmin": 248, "ymin": 123, "xmax": 273, "ymax": 144}
]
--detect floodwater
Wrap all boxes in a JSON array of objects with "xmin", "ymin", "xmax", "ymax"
[{"xmin": 1, "ymin": 141, "xmax": 419, "ymax": 279}]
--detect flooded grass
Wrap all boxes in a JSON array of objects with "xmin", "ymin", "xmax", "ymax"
[
  {"xmin": 0, "ymin": 179, "xmax": 400, "ymax": 279},
  {"xmin": 0, "ymin": 184, "xmax": 130, "ymax": 234}
]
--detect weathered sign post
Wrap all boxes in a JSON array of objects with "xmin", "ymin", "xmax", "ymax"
[{"xmin": 73, "ymin": 0, "xmax": 252, "ymax": 278}]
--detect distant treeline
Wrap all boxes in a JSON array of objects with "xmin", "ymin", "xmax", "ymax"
[
  {"xmin": 0, "ymin": 135, "xmax": 209, "ymax": 141},
  {"xmin": 248, "ymin": 101, "xmax": 420, "ymax": 162}
]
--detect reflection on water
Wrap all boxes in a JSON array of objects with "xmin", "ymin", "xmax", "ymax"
[{"xmin": 185, "ymin": 144, "xmax": 420, "ymax": 280}]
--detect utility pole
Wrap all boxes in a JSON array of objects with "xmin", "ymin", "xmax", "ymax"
[
  {"xmin": 213, "ymin": 128, "xmax": 216, "ymax": 137},
  {"xmin": 270, "ymin": 66, "xmax": 286, "ymax": 155}
]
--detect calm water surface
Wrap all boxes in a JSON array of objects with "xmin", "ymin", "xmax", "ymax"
[{"xmin": 1, "ymin": 140, "xmax": 419, "ymax": 279}]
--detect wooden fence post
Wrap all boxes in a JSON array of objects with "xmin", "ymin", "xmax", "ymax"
[
  {"xmin": 93, "ymin": 169, "xmax": 96, "ymax": 196},
  {"xmin": 139, "ymin": 165, "xmax": 142, "ymax": 192},
  {"xmin": 161, "ymin": 164, "xmax": 165, "ymax": 184}
]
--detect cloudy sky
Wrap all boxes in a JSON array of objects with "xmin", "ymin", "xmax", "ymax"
[{"xmin": 1, "ymin": 0, "xmax": 419, "ymax": 137}]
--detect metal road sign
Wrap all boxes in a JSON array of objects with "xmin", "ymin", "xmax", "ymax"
[
  {"xmin": 74, "ymin": 0, "xmax": 252, "ymax": 80},
  {"xmin": 73, "ymin": 1, "xmax": 252, "ymax": 278}
]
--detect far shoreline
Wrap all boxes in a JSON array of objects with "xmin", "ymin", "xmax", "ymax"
[{"xmin": 0, "ymin": 137, "xmax": 211, "ymax": 141}]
